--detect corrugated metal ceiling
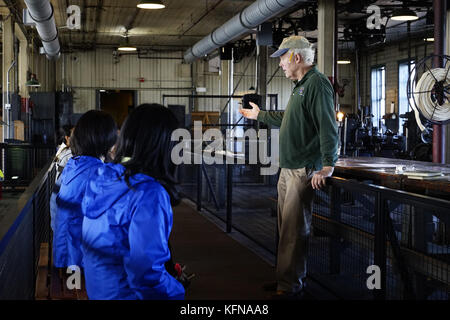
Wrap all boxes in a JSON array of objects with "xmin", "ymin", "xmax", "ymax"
[
  {"xmin": 50, "ymin": 0, "xmax": 255, "ymax": 49},
  {"xmin": 3, "ymin": 0, "xmax": 435, "ymax": 51}
]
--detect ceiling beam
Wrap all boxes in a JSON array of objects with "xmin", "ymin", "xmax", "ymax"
[
  {"xmin": 92, "ymin": 0, "xmax": 104, "ymax": 47},
  {"xmin": 123, "ymin": 8, "xmax": 140, "ymax": 33},
  {"xmin": 1, "ymin": 0, "xmax": 32, "ymax": 44},
  {"xmin": 177, "ymin": 0, "xmax": 225, "ymax": 38},
  {"xmin": 65, "ymin": 0, "xmax": 72, "ymax": 45},
  {"xmin": 59, "ymin": 30, "xmax": 204, "ymax": 38},
  {"xmin": 82, "ymin": 0, "xmax": 86, "ymax": 43}
]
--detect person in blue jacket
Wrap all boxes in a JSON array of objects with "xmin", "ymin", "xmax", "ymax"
[
  {"xmin": 81, "ymin": 103, "xmax": 185, "ymax": 300},
  {"xmin": 53, "ymin": 110, "xmax": 117, "ymax": 270}
]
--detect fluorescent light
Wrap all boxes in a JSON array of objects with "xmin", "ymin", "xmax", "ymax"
[
  {"xmin": 137, "ymin": 0, "xmax": 165, "ymax": 9},
  {"xmin": 424, "ymin": 37, "xmax": 434, "ymax": 42},
  {"xmin": 118, "ymin": 46, "xmax": 137, "ymax": 52},
  {"xmin": 337, "ymin": 59, "xmax": 351, "ymax": 65},
  {"xmin": 391, "ymin": 7, "xmax": 419, "ymax": 21}
]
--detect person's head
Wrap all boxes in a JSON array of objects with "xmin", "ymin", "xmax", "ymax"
[
  {"xmin": 271, "ymin": 35, "xmax": 315, "ymax": 80},
  {"xmin": 70, "ymin": 110, "xmax": 117, "ymax": 159},
  {"xmin": 114, "ymin": 103, "xmax": 179, "ymax": 187},
  {"xmin": 57, "ymin": 124, "xmax": 74, "ymax": 146},
  {"xmin": 63, "ymin": 124, "xmax": 74, "ymax": 146}
]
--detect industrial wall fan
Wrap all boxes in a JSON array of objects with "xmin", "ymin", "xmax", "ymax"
[{"xmin": 407, "ymin": 54, "xmax": 450, "ymax": 143}]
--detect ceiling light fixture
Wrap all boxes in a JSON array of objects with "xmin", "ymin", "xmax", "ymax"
[
  {"xmin": 337, "ymin": 59, "xmax": 351, "ymax": 65},
  {"xmin": 118, "ymin": 46, "xmax": 137, "ymax": 52},
  {"xmin": 26, "ymin": 74, "xmax": 41, "ymax": 87},
  {"xmin": 424, "ymin": 37, "xmax": 434, "ymax": 42},
  {"xmin": 391, "ymin": 7, "xmax": 419, "ymax": 21},
  {"xmin": 137, "ymin": 0, "xmax": 165, "ymax": 9},
  {"xmin": 118, "ymin": 34, "xmax": 137, "ymax": 52}
]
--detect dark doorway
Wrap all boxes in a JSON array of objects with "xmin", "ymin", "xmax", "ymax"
[{"xmin": 98, "ymin": 90, "xmax": 136, "ymax": 128}]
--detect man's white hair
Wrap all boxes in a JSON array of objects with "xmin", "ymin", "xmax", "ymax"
[{"xmin": 290, "ymin": 47, "xmax": 315, "ymax": 66}]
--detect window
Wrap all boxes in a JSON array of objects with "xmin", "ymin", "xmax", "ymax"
[
  {"xmin": 398, "ymin": 60, "xmax": 416, "ymax": 126},
  {"xmin": 371, "ymin": 66, "xmax": 385, "ymax": 130}
]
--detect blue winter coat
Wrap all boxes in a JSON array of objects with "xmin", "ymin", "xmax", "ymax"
[
  {"xmin": 53, "ymin": 156, "xmax": 104, "ymax": 268},
  {"xmin": 80, "ymin": 162, "xmax": 185, "ymax": 300}
]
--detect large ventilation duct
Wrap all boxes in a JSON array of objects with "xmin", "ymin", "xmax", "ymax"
[
  {"xmin": 24, "ymin": 0, "xmax": 60, "ymax": 60},
  {"xmin": 184, "ymin": 0, "xmax": 306, "ymax": 63}
]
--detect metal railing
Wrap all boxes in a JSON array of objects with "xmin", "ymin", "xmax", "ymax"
[
  {"xmin": 179, "ymin": 162, "xmax": 450, "ymax": 300},
  {"xmin": 311, "ymin": 177, "xmax": 449, "ymax": 300},
  {"xmin": 1, "ymin": 142, "xmax": 55, "ymax": 187},
  {"xmin": 1, "ymin": 153, "xmax": 448, "ymax": 300},
  {"xmin": 0, "ymin": 161, "xmax": 55, "ymax": 299}
]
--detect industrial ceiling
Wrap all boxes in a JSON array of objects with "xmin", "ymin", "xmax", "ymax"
[{"xmin": 0, "ymin": 0, "xmax": 436, "ymax": 53}]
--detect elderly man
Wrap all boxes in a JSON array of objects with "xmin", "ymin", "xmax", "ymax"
[{"xmin": 240, "ymin": 35, "xmax": 338, "ymax": 299}]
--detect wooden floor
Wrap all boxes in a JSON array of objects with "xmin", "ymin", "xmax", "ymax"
[
  {"xmin": 181, "ymin": 183, "xmax": 279, "ymax": 254},
  {"xmin": 170, "ymin": 199, "xmax": 277, "ymax": 300}
]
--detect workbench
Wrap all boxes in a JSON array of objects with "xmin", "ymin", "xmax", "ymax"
[{"xmin": 334, "ymin": 157, "xmax": 450, "ymax": 199}]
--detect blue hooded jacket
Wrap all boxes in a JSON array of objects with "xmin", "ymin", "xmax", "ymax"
[
  {"xmin": 80, "ymin": 162, "xmax": 185, "ymax": 300},
  {"xmin": 53, "ymin": 156, "xmax": 104, "ymax": 268}
]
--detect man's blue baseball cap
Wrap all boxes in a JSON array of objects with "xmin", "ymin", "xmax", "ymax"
[{"xmin": 270, "ymin": 35, "xmax": 312, "ymax": 58}]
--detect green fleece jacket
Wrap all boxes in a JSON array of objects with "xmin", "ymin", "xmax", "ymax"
[{"xmin": 257, "ymin": 66, "xmax": 338, "ymax": 170}]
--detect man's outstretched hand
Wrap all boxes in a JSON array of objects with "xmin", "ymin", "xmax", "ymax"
[
  {"xmin": 311, "ymin": 166, "xmax": 334, "ymax": 190},
  {"xmin": 239, "ymin": 101, "xmax": 260, "ymax": 120}
]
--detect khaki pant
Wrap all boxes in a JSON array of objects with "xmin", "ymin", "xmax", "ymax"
[{"xmin": 276, "ymin": 167, "xmax": 314, "ymax": 293}]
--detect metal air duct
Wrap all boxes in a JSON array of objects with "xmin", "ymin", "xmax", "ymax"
[
  {"xmin": 24, "ymin": 0, "xmax": 60, "ymax": 60},
  {"xmin": 184, "ymin": 0, "xmax": 306, "ymax": 63}
]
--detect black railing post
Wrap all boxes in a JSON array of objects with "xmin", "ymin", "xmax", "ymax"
[
  {"xmin": 47, "ymin": 167, "xmax": 54, "ymax": 296},
  {"xmin": 201, "ymin": 164, "xmax": 220, "ymax": 211},
  {"xmin": 374, "ymin": 192, "xmax": 387, "ymax": 300},
  {"xmin": 329, "ymin": 185, "xmax": 342, "ymax": 274},
  {"xmin": 197, "ymin": 161, "xmax": 203, "ymax": 212},
  {"xmin": 31, "ymin": 190, "xmax": 37, "ymax": 299},
  {"xmin": 226, "ymin": 163, "xmax": 233, "ymax": 233}
]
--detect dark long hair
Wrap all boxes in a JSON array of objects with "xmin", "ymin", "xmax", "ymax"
[
  {"xmin": 70, "ymin": 110, "xmax": 118, "ymax": 159},
  {"xmin": 56, "ymin": 124, "xmax": 74, "ymax": 146},
  {"xmin": 113, "ymin": 103, "xmax": 180, "ymax": 205}
]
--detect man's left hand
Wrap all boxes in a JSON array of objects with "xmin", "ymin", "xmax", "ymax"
[{"xmin": 311, "ymin": 166, "xmax": 334, "ymax": 190}]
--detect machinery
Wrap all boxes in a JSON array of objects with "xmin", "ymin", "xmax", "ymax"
[
  {"xmin": 340, "ymin": 55, "xmax": 449, "ymax": 161},
  {"xmin": 340, "ymin": 108, "xmax": 405, "ymax": 158}
]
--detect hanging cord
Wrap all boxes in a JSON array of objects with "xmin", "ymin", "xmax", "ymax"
[{"xmin": 411, "ymin": 65, "xmax": 450, "ymax": 131}]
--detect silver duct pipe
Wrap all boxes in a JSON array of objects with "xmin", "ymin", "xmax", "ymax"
[
  {"xmin": 184, "ymin": 0, "xmax": 305, "ymax": 63},
  {"xmin": 24, "ymin": 0, "xmax": 60, "ymax": 60}
]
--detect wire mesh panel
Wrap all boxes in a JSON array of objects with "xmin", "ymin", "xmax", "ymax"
[
  {"xmin": 0, "ymin": 163, "xmax": 55, "ymax": 299},
  {"xmin": 0, "ymin": 203, "xmax": 34, "ymax": 299},
  {"xmin": 179, "ymin": 162, "xmax": 278, "ymax": 254},
  {"xmin": 33, "ymin": 166, "xmax": 55, "ymax": 281},
  {"xmin": 179, "ymin": 158, "xmax": 450, "ymax": 300},
  {"xmin": 385, "ymin": 198, "xmax": 449, "ymax": 300},
  {"xmin": 310, "ymin": 179, "xmax": 450, "ymax": 300},
  {"xmin": 309, "ymin": 185, "xmax": 376, "ymax": 299}
]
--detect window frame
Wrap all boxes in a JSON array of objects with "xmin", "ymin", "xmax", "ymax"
[
  {"xmin": 397, "ymin": 58, "xmax": 416, "ymax": 126},
  {"xmin": 370, "ymin": 64, "xmax": 386, "ymax": 131}
]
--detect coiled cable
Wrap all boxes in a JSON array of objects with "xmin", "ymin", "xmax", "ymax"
[{"xmin": 412, "ymin": 67, "xmax": 450, "ymax": 131}]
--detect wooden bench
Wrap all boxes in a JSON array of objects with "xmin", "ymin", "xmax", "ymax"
[{"xmin": 35, "ymin": 243, "xmax": 88, "ymax": 300}]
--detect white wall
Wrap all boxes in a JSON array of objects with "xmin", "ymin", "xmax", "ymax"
[
  {"xmin": 56, "ymin": 50, "xmax": 192, "ymax": 113},
  {"xmin": 55, "ymin": 49, "xmax": 297, "ymax": 115}
]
